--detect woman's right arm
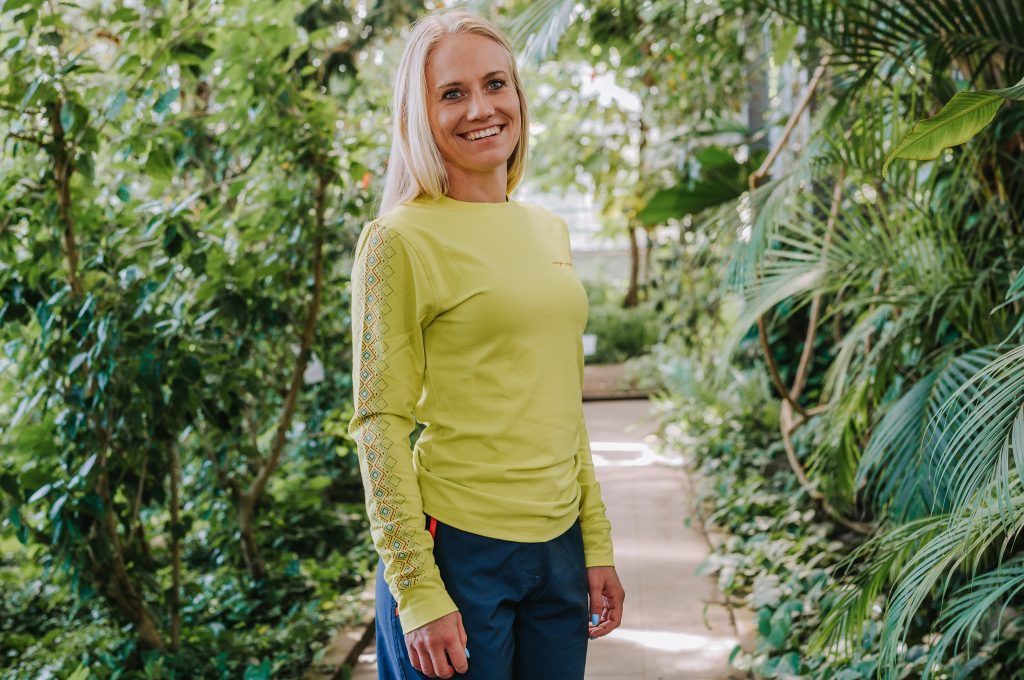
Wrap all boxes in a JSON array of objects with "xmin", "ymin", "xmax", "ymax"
[{"xmin": 347, "ymin": 219, "xmax": 458, "ymax": 635}]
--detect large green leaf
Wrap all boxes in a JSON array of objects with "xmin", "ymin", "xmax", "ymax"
[
  {"xmin": 638, "ymin": 146, "xmax": 758, "ymax": 226},
  {"xmin": 883, "ymin": 76, "xmax": 1024, "ymax": 177}
]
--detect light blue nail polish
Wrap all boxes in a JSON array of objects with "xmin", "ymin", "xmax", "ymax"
[
  {"xmin": 465, "ymin": 647, "xmax": 470, "ymax": 658},
  {"xmin": 591, "ymin": 613, "xmax": 600, "ymax": 626}
]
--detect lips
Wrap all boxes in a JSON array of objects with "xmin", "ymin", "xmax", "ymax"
[{"xmin": 458, "ymin": 124, "xmax": 506, "ymax": 141}]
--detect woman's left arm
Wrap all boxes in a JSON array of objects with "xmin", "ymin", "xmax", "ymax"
[
  {"xmin": 575, "ymin": 398, "xmax": 625, "ymax": 639},
  {"xmin": 575, "ymin": 408, "xmax": 615, "ymax": 567}
]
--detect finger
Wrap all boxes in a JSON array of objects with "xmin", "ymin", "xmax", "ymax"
[
  {"xmin": 588, "ymin": 582, "xmax": 604, "ymax": 620},
  {"xmin": 455, "ymin": 613, "xmax": 470, "ymax": 673},
  {"xmin": 591, "ymin": 592, "xmax": 624, "ymax": 637},
  {"xmin": 408, "ymin": 645, "xmax": 426, "ymax": 676},
  {"xmin": 457, "ymin": 611, "xmax": 468, "ymax": 649},
  {"xmin": 447, "ymin": 637, "xmax": 469, "ymax": 674},
  {"xmin": 603, "ymin": 592, "xmax": 624, "ymax": 631},
  {"xmin": 414, "ymin": 643, "xmax": 438, "ymax": 677},
  {"xmin": 428, "ymin": 641, "xmax": 455, "ymax": 679}
]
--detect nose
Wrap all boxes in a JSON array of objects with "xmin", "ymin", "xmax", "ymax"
[{"xmin": 466, "ymin": 89, "xmax": 495, "ymax": 121}]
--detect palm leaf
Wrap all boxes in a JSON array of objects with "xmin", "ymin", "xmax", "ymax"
[
  {"xmin": 504, "ymin": 0, "xmax": 578, "ymax": 66},
  {"xmin": 743, "ymin": 0, "xmax": 1024, "ymax": 97},
  {"xmin": 857, "ymin": 347, "xmax": 1001, "ymax": 522},
  {"xmin": 810, "ymin": 515, "xmax": 948, "ymax": 657},
  {"xmin": 929, "ymin": 344, "xmax": 1024, "ymax": 520},
  {"xmin": 994, "ymin": 266, "xmax": 1024, "ymax": 343},
  {"xmin": 878, "ymin": 482, "xmax": 1024, "ymax": 676},
  {"xmin": 921, "ymin": 554, "xmax": 1024, "ymax": 679}
]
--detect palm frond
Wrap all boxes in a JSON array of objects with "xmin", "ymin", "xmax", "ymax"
[
  {"xmin": 744, "ymin": 0, "xmax": 1024, "ymax": 93},
  {"xmin": 921, "ymin": 554, "xmax": 1024, "ymax": 679},
  {"xmin": 810, "ymin": 515, "xmax": 948, "ymax": 657},
  {"xmin": 857, "ymin": 347, "xmax": 1001, "ymax": 522},
  {"xmin": 995, "ymin": 266, "xmax": 1024, "ymax": 343},
  {"xmin": 504, "ymin": 0, "xmax": 578, "ymax": 67},
  {"xmin": 878, "ymin": 482, "xmax": 1024, "ymax": 675},
  {"xmin": 929, "ymin": 344, "xmax": 1024, "ymax": 519}
]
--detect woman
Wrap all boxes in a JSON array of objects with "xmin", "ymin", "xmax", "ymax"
[{"xmin": 347, "ymin": 9, "xmax": 624, "ymax": 679}]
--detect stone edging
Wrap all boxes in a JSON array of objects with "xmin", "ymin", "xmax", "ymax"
[
  {"xmin": 305, "ymin": 579, "xmax": 377, "ymax": 680},
  {"xmin": 582, "ymin": 362, "xmax": 656, "ymax": 400},
  {"xmin": 678, "ymin": 464, "xmax": 757, "ymax": 678}
]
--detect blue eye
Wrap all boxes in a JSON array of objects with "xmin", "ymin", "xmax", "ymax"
[{"xmin": 442, "ymin": 79, "xmax": 507, "ymax": 101}]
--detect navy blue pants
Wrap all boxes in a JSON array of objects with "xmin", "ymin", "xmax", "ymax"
[{"xmin": 375, "ymin": 513, "xmax": 590, "ymax": 679}]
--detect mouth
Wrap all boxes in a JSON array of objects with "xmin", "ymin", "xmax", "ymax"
[{"xmin": 458, "ymin": 124, "xmax": 506, "ymax": 142}]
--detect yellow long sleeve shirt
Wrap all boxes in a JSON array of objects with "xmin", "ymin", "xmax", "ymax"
[{"xmin": 347, "ymin": 192, "xmax": 614, "ymax": 635}]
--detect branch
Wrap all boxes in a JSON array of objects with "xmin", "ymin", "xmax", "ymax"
[
  {"xmin": 780, "ymin": 400, "xmax": 872, "ymax": 534},
  {"xmin": 748, "ymin": 53, "xmax": 832, "ymax": 191},
  {"xmin": 125, "ymin": 454, "xmax": 148, "ymax": 548},
  {"xmin": 750, "ymin": 54, "xmax": 833, "ymax": 414},
  {"xmin": 243, "ymin": 169, "xmax": 330, "ymax": 506},
  {"xmin": 5, "ymin": 131, "xmax": 47, "ymax": 147},
  {"xmin": 47, "ymin": 98, "xmax": 82, "ymax": 297},
  {"xmin": 758, "ymin": 317, "xmax": 808, "ymax": 417},
  {"xmin": 93, "ymin": 425, "xmax": 167, "ymax": 649},
  {"xmin": 0, "ymin": 102, "xmax": 45, "ymax": 115},
  {"xmin": 792, "ymin": 167, "xmax": 846, "ymax": 400},
  {"xmin": 169, "ymin": 440, "xmax": 182, "ymax": 652}
]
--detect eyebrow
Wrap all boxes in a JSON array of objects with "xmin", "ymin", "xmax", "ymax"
[{"xmin": 436, "ymin": 70, "xmax": 509, "ymax": 90}]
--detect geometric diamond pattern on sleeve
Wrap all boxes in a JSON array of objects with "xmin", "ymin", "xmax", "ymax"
[{"xmin": 350, "ymin": 221, "xmax": 422, "ymax": 592}]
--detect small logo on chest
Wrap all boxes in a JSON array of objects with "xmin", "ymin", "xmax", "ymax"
[{"xmin": 552, "ymin": 260, "xmax": 573, "ymax": 268}]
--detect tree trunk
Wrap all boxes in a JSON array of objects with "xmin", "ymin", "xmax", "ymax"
[
  {"xmin": 624, "ymin": 224, "xmax": 640, "ymax": 307},
  {"xmin": 235, "ymin": 168, "xmax": 332, "ymax": 580},
  {"xmin": 745, "ymin": 21, "xmax": 770, "ymax": 153},
  {"xmin": 169, "ymin": 440, "xmax": 182, "ymax": 651}
]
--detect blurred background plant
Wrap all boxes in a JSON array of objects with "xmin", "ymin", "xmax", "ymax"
[
  {"xmin": 1, "ymin": 0, "xmax": 419, "ymax": 674},
  {"xmin": 582, "ymin": 280, "xmax": 660, "ymax": 364}
]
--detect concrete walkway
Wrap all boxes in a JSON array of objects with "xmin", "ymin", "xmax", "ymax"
[{"xmin": 352, "ymin": 398, "xmax": 738, "ymax": 679}]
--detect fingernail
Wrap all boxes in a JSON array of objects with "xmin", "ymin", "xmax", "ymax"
[
  {"xmin": 591, "ymin": 613, "xmax": 600, "ymax": 626},
  {"xmin": 465, "ymin": 647, "xmax": 470, "ymax": 658}
]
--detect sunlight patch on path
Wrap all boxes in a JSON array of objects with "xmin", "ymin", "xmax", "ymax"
[
  {"xmin": 590, "ymin": 440, "xmax": 684, "ymax": 468},
  {"xmin": 600, "ymin": 626, "xmax": 738, "ymax": 655}
]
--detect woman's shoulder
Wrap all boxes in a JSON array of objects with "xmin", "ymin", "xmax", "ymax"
[
  {"xmin": 361, "ymin": 203, "xmax": 421, "ymax": 241},
  {"xmin": 366, "ymin": 195, "xmax": 566, "ymax": 238},
  {"xmin": 526, "ymin": 202, "xmax": 567, "ymax": 227}
]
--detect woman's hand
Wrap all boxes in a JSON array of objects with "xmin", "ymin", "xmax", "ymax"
[
  {"xmin": 586, "ymin": 565, "xmax": 624, "ymax": 639},
  {"xmin": 405, "ymin": 609, "xmax": 469, "ymax": 678}
]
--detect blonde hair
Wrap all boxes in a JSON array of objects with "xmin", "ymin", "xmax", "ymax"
[{"xmin": 375, "ymin": 10, "xmax": 530, "ymax": 217}]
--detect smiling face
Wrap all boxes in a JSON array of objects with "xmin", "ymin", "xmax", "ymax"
[{"xmin": 424, "ymin": 33, "xmax": 521, "ymax": 191}]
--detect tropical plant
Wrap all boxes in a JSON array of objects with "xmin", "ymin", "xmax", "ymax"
[
  {"xmin": 1, "ymin": 0, "xmax": 419, "ymax": 672},
  {"xmin": 516, "ymin": 0, "xmax": 1024, "ymax": 675}
]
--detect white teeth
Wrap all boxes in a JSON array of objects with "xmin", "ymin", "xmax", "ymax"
[{"xmin": 461, "ymin": 125, "xmax": 502, "ymax": 141}]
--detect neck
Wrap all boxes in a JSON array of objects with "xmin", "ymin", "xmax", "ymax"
[{"xmin": 444, "ymin": 165, "xmax": 509, "ymax": 203}]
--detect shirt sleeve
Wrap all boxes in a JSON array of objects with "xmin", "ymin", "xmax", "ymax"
[
  {"xmin": 347, "ymin": 219, "xmax": 459, "ymax": 634},
  {"xmin": 564, "ymin": 219, "xmax": 615, "ymax": 568},
  {"xmin": 575, "ymin": 344, "xmax": 616, "ymax": 567}
]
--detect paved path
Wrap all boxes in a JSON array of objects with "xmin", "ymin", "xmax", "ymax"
[{"xmin": 352, "ymin": 399, "xmax": 738, "ymax": 679}]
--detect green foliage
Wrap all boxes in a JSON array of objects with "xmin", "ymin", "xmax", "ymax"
[
  {"xmin": 638, "ymin": 145, "xmax": 768, "ymax": 226},
  {"xmin": 654, "ymin": 346, "xmax": 1024, "ymax": 678},
  {"xmin": 581, "ymin": 282, "xmax": 660, "ymax": 363},
  {"xmin": 0, "ymin": 0, "xmax": 420, "ymax": 672},
  {"xmin": 884, "ymin": 77, "xmax": 1024, "ymax": 177},
  {"xmin": 621, "ymin": 0, "xmax": 1024, "ymax": 675}
]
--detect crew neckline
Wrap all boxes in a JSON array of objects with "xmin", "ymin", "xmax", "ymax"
[{"xmin": 425, "ymin": 193, "xmax": 517, "ymax": 209}]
